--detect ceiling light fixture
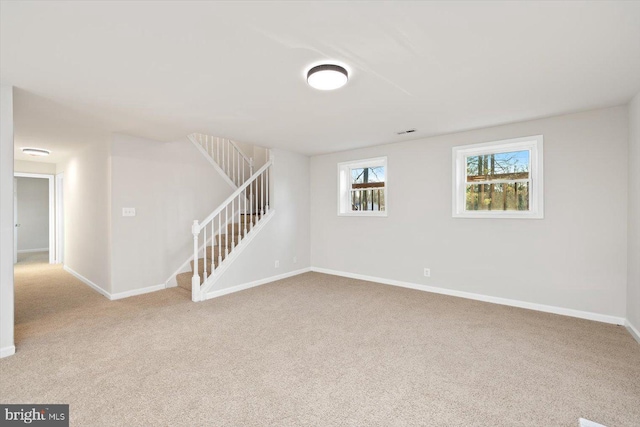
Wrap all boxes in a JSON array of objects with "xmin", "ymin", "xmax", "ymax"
[
  {"xmin": 307, "ymin": 64, "xmax": 348, "ymax": 91},
  {"xmin": 22, "ymin": 148, "xmax": 50, "ymax": 157}
]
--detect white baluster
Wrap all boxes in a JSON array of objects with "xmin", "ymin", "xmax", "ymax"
[
  {"xmin": 216, "ymin": 137, "xmax": 220, "ymax": 164},
  {"xmin": 261, "ymin": 173, "xmax": 264, "ymax": 218},
  {"xmin": 191, "ymin": 220, "xmax": 200, "ymax": 302},
  {"xmin": 238, "ymin": 193, "xmax": 246, "ymax": 241},
  {"xmin": 256, "ymin": 175, "xmax": 259, "ymax": 220},
  {"xmin": 203, "ymin": 221, "xmax": 207, "ymax": 280},
  {"xmin": 237, "ymin": 194, "xmax": 241, "ymax": 242},
  {"xmin": 210, "ymin": 220, "xmax": 215, "ymax": 275},
  {"xmin": 224, "ymin": 205, "xmax": 229, "ymax": 258},
  {"xmin": 266, "ymin": 167, "xmax": 269, "ymax": 214},
  {"xmin": 231, "ymin": 198, "xmax": 235, "ymax": 249},
  {"xmin": 249, "ymin": 175, "xmax": 254, "ymax": 230},
  {"xmin": 218, "ymin": 213, "xmax": 222, "ymax": 266},
  {"xmin": 227, "ymin": 140, "xmax": 230, "ymax": 178},
  {"xmin": 244, "ymin": 187, "xmax": 248, "ymax": 236},
  {"xmin": 222, "ymin": 139, "xmax": 225, "ymax": 172}
]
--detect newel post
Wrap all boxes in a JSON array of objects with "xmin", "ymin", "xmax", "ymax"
[{"xmin": 191, "ymin": 220, "xmax": 200, "ymax": 302}]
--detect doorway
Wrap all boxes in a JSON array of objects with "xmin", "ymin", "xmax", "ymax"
[{"xmin": 13, "ymin": 173, "xmax": 55, "ymax": 265}]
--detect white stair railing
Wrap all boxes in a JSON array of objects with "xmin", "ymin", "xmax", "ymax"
[
  {"xmin": 188, "ymin": 133, "xmax": 253, "ymax": 187},
  {"xmin": 190, "ymin": 159, "xmax": 272, "ymax": 301}
]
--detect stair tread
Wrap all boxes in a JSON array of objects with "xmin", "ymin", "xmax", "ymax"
[{"xmin": 176, "ymin": 271, "xmax": 200, "ymax": 290}]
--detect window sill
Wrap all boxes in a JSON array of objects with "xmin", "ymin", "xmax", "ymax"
[
  {"xmin": 453, "ymin": 211, "xmax": 543, "ymax": 219},
  {"xmin": 338, "ymin": 211, "xmax": 388, "ymax": 217}
]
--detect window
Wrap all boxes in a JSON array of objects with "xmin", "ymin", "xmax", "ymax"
[
  {"xmin": 452, "ymin": 135, "xmax": 543, "ymax": 219},
  {"xmin": 338, "ymin": 157, "xmax": 387, "ymax": 216}
]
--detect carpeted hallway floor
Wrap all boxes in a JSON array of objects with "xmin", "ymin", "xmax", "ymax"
[
  {"xmin": 16, "ymin": 250, "xmax": 49, "ymax": 264},
  {"xmin": 2, "ymin": 262, "xmax": 639, "ymax": 426}
]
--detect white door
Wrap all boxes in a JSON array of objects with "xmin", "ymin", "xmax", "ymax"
[{"xmin": 13, "ymin": 178, "xmax": 18, "ymax": 264}]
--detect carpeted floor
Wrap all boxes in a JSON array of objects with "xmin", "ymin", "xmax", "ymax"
[
  {"xmin": 2, "ymin": 262, "xmax": 639, "ymax": 426},
  {"xmin": 16, "ymin": 250, "xmax": 49, "ymax": 264}
]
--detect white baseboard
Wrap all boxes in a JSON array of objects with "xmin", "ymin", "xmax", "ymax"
[
  {"xmin": 64, "ymin": 265, "xmax": 167, "ymax": 301},
  {"xmin": 204, "ymin": 267, "xmax": 311, "ymax": 300},
  {"xmin": 110, "ymin": 284, "xmax": 166, "ymax": 300},
  {"xmin": 310, "ymin": 267, "xmax": 626, "ymax": 326},
  {"xmin": 625, "ymin": 319, "xmax": 640, "ymax": 344},
  {"xmin": 63, "ymin": 265, "xmax": 110, "ymax": 299},
  {"xmin": 0, "ymin": 345, "xmax": 16, "ymax": 358},
  {"xmin": 17, "ymin": 248, "xmax": 48, "ymax": 254},
  {"xmin": 579, "ymin": 418, "xmax": 607, "ymax": 427}
]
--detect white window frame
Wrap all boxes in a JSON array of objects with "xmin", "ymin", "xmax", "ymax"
[
  {"xmin": 452, "ymin": 135, "xmax": 544, "ymax": 219},
  {"xmin": 338, "ymin": 156, "xmax": 388, "ymax": 217}
]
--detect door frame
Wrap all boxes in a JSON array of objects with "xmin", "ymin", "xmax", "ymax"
[
  {"xmin": 55, "ymin": 172, "xmax": 64, "ymax": 264},
  {"xmin": 14, "ymin": 173, "xmax": 55, "ymax": 264}
]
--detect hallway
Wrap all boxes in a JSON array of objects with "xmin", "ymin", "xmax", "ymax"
[{"xmin": 12, "ymin": 257, "xmax": 188, "ymax": 348}]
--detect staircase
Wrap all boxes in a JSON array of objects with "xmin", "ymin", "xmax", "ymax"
[
  {"xmin": 175, "ymin": 133, "xmax": 273, "ymax": 302},
  {"xmin": 175, "ymin": 214, "xmax": 258, "ymax": 290}
]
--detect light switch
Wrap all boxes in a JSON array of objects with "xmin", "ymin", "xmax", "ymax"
[{"xmin": 122, "ymin": 208, "xmax": 136, "ymax": 217}]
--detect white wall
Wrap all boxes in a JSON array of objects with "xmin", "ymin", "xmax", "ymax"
[
  {"xmin": 211, "ymin": 148, "xmax": 311, "ymax": 290},
  {"xmin": 311, "ymin": 106, "xmax": 629, "ymax": 318},
  {"xmin": 14, "ymin": 160, "xmax": 56, "ymax": 174},
  {"xmin": 15, "ymin": 177, "xmax": 49, "ymax": 251},
  {"xmin": 628, "ymin": 92, "xmax": 640, "ymax": 333},
  {"xmin": 56, "ymin": 138, "xmax": 111, "ymax": 293},
  {"xmin": 0, "ymin": 85, "xmax": 15, "ymax": 357},
  {"xmin": 110, "ymin": 134, "xmax": 231, "ymax": 294}
]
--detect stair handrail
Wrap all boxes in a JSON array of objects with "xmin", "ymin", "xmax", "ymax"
[
  {"xmin": 197, "ymin": 159, "xmax": 272, "ymax": 233},
  {"xmin": 191, "ymin": 158, "xmax": 272, "ymax": 301}
]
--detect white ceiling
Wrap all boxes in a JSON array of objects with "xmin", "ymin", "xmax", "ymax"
[{"xmin": 2, "ymin": 1, "xmax": 640, "ymax": 161}]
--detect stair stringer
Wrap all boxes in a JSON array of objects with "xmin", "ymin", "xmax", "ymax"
[{"xmin": 200, "ymin": 210, "xmax": 275, "ymax": 300}]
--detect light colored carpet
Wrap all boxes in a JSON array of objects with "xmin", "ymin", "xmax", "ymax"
[
  {"xmin": 16, "ymin": 250, "xmax": 49, "ymax": 264},
  {"xmin": 2, "ymin": 263, "xmax": 639, "ymax": 426}
]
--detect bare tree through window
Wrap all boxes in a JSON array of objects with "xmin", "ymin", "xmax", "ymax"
[
  {"xmin": 465, "ymin": 150, "xmax": 530, "ymax": 211},
  {"xmin": 351, "ymin": 166, "xmax": 385, "ymax": 211}
]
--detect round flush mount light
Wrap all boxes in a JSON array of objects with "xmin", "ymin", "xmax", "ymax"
[
  {"xmin": 22, "ymin": 148, "xmax": 50, "ymax": 157},
  {"xmin": 307, "ymin": 64, "xmax": 348, "ymax": 91}
]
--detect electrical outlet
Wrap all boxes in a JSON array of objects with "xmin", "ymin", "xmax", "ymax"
[
  {"xmin": 293, "ymin": 256, "xmax": 297, "ymax": 264},
  {"xmin": 122, "ymin": 207, "xmax": 136, "ymax": 217},
  {"xmin": 424, "ymin": 268, "xmax": 430, "ymax": 277},
  {"xmin": 275, "ymin": 260, "xmax": 280, "ymax": 268}
]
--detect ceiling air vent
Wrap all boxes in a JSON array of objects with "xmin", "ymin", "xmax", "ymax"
[{"xmin": 396, "ymin": 129, "xmax": 416, "ymax": 135}]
